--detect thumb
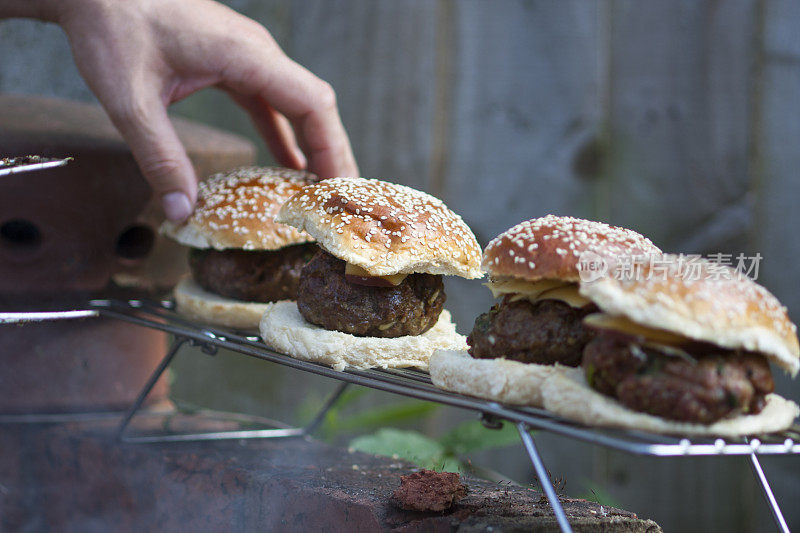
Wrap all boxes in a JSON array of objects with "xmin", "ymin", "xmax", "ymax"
[{"xmin": 107, "ymin": 97, "xmax": 198, "ymax": 222}]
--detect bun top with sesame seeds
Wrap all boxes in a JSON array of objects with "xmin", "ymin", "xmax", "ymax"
[
  {"xmin": 161, "ymin": 166, "xmax": 318, "ymax": 251},
  {"xmin": 482, "ymin": 215, "xmax": 661, "ymax": 282},
  {"xmin": 276, "ymin": 177, "xmax": 482, "ymax": 278},
  {"xmin": 580, "ymin": 253, "xmax": 800, "ymax": 376}
]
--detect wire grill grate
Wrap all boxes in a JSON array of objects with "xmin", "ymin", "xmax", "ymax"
[{"xmin": 3, "ymin": 297, "xmax": 798, "ymax": 532}]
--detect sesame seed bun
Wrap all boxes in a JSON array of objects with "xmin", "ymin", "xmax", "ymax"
[
  {"xmin": 542, "ymin": 369, "xmax": 799, "ymax": 436},
  {"xmin": 259, "ymin": 301, "xmax": 467, "ymax": 371},
  {"xmin": 275, "ymin": 177, "xmax": 482, "ymax": 278},
  {"xmin": 579, "ymin": 254, "xmax": 800, "ymax": 376},
  {"xmin": 161, "ymin": 166, "xmax": 318, "ymax": 251},
  {"xmin": 482, "ymin": 215, "xmax": 661, "ymax": 282},
  {"xmin": 173, "ymin": 277, "xmax": 269, "ymax": 330}
]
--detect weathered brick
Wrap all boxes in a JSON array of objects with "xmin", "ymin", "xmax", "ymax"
[{"xmin": 0, "ymin": 417, "xmax": 661, "ymax": 532}]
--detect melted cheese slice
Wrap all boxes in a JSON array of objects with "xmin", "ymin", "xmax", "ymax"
[
  {"xmin": 485, "ymin": 278, "xmax": 565, "ymax": 298},
  {"xmin": 345, "ymin": 263, "xmax": 408, "ymax": 286},
  {"xmin": 485, "ymin": 279, "xmax": 592, "ymax": 308},
  {"xmin": 532, "ymin": 285, "xmax": 593, "ymax": 308},
  {"xmin": 583, "ymin": 313, "xmax": 691, "ymax": 346}
]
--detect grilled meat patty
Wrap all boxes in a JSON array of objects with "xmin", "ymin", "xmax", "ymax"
[
  {"xmin": 296, "ymin": 250, "xmax": 445, "ymax": 338},
  {"xmin": 467, "ymin": 297, "xmax": 597, "ymax": 366},
  {"xmin": 189, "ymin": 243, "xmax": 318, "ymax": 302},
  {"xmin": 583, "ymin": 333, "xmax": 774, "ymax": 424}
]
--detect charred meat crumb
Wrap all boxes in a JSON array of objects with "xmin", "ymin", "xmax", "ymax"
[
  {"xmin": 189, "ymin": 243, "xmax": 317, "ymax": 302},
  {"xmin": 296, "ymin": 250, "xmax": 445, "ymax": 338},
  {"xmin": 467, "ymin": 297, "xmax": 597, "ymax": 366},
  {"xmin": 0, "ymin": 155, "xmax": 49, "ymax": 168},
  {"xmin": 583, "ymin": 333, "xmax": 774, "ymax": 424},
  {"xmin": 392, "ymin": 469, "xmax": 467, "ymax": 512}
]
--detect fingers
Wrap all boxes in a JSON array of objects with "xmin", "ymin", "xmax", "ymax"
[
  {"xmin": 230, "ymin": 93, "xmax": 306, "ymax": 170},
  {"xmin": 105, "ymin": 96, "xmax": 198, "ymax": 222},
  {"xmin": 221, "ymin": 53, "xmax": 359, "ymax": 179}
]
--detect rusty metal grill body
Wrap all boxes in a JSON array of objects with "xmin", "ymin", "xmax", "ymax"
[{"xmin": 2, "ymin": 298, "xmax": 798, "ymax": 533}]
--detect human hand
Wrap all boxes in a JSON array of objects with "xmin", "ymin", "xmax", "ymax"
[{"xmin": 50, "ymin": 0, "xmax": 358, "ymax": 221}]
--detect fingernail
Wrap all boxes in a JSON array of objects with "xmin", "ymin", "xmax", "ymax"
[
  {"xmin": 162, "ymin": 192, "xmax": 192, "ymax": 222},
  {"xmin": 295, "ymin": 149, "xmax": 307, "ymax": 170}
]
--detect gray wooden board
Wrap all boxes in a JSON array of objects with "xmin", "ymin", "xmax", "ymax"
[
  {"xmin": 0, "ymin": 19, "xmax": 94, "ymax": 103},
  {"xmin": 756, "ymin": 0, "xmax": 800, "ymax": 324},
  {"xmin": 288, "ymin": 0, "xmax": 438, "ymax": 192},
  {"xmin": 442, "ymin": 0, "xmax": 604, "ymax": 247},
  {"xmin": 601, "ymin": 0, "xmax": 756, "ymax": 257},
  {"xmin": 752, "ymin": 0, "xmax": 800, "ymax": 530}
]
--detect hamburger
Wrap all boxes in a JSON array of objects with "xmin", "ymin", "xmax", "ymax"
[
  {"xmin": 430, "ymin": 215, "xmax": 661, "ymax": 406},
  {"xmin": 161, "ymin": 166, "xmax": 319, "ymax": 329},
  {"xmin": 258, "ymin": 177, "xmax": 483, "ymax": 371},
  {"xmin": 542, "ymin": 254, "xmax": 799, "ymax": 436}
]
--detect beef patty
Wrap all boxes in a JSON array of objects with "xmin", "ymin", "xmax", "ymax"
[
  {"xmin": 583, "ymin": 333, "xmax": 774, "ymax": 424},
  {"xmin": 467, "ymin": 296, "xmax": 596, "ymax": 366},
  {"xmin": 189, "ymin": 243, "xmax": 318, "ymax": 302},
  {"xmin": 296, "ymin": 250, "xmax": 445, "ymax": 338}
]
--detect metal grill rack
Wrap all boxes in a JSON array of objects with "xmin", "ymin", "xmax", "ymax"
[
  {"xmin": 2, "ymin": 298, "xmax": 798, "ymax": 533},
  {"xmin": 0, "ymin": 156, "xmax": 72, "ymax": 177}
]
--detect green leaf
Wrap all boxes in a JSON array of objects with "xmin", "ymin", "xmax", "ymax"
[
  {"xmin": 336, "ymin": 400, "xmax": 439, "ymax": 432},
  {"xmin": 439, "ymin": 457, "xmax": 462, "ymax": 473},
  {"xmin": 350, "ymin": 428, "xmax": 454, "ymax": 471},
  {"xmin": 294, "ymin": 387, "xmax": 373, "ymax": 439},
  {"xmin": 439, "ymin": 420, "xmax": 521, "ymax": 455},
  {"xmin": 295, "ymin": 389, "xmax": 440, "ymax": 441}
]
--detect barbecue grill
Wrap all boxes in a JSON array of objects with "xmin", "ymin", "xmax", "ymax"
[{"xmin": 2, "ymin": 297, "xmax": 797, "ymax": 533}]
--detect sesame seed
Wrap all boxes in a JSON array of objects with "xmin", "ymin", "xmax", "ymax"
[
  {"xmin": 275, "ymin": 177, "xmax": 482, "ymax": 277},
  {"xmin": 481, "ymin": 214, "xmax": 661, "ymax": 280},
  {"xmin": 175, "ymin": 166, "xmax": 317, "ymax": 250}
]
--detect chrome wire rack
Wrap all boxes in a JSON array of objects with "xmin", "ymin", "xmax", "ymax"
[
  {"xmin": 2, "ymin": 298, "xmax": 798, "ymax": 533},
  {"xmin": 0, "ymin": 156, "xmax": 72, "ymax": 177}
]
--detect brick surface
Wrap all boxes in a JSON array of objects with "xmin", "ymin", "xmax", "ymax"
[{"xmin": 0, "ymin": 416, "xmax": 661, "ymax": 532}]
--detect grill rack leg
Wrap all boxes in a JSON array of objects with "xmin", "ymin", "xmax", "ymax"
[
  {"xmin": 116, "ymin": 336, "xmax": 189, "ymax": 441},
  {"xmin": 517, "ymin": 422, "xmax": 573, "ymax": 533},
  {"xmin": 747, "ymin": 440, "xmax": 790, "ymax": 533},
  {"xmin": 117, "ymin": 335, "xmax": 349, "ymax": 443}
]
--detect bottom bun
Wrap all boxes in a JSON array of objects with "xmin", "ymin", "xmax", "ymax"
[
  {"xmin": 542, "ymin": 370, "xmax": 800, "ymax": 437},
  {"xmin": 430, "ymin": 350, "xmax": 576, "ymax": 407},
  {"xmin": 174, "ymin": 277, "xmax": 271, "ymax": 330},
  {"xmin": 259, "ymin": 301, "xmax": 467, "ymax": 371}
]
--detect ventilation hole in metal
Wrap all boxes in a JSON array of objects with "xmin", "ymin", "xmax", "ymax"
[
  {"xmin": 115, "ymin": 225, "xmax": 155, "ymax": 260},
  {"xmin": 0, "ymin": 219, "xmax": 42, "ymax": 250}
]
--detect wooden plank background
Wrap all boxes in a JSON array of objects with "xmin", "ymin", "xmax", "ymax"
[{"xmin": 2, "ymin": 1, "xmax": 800, "ymax": 530}]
